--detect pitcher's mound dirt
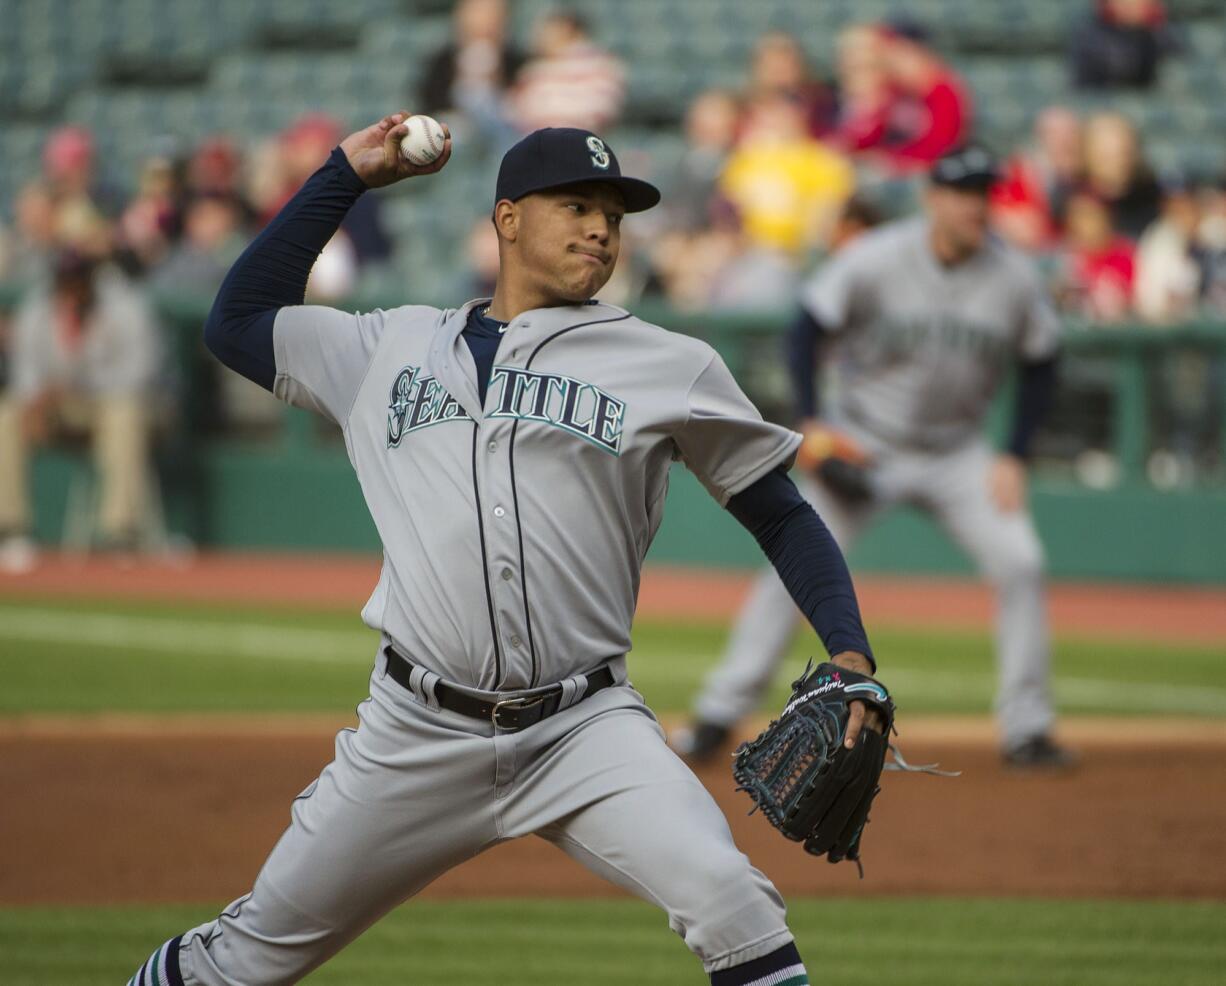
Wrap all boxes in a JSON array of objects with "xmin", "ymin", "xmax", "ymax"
[{"xmin": 2, "ymin": 717, "xmax": 1223, "ymax": 905}]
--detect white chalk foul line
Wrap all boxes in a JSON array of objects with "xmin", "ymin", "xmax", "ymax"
[
  {"xmin": 2, "ymin": 610, "xmax": 1225, "ymax": 715},
  {"xmin": 0, "ymin": 608, "xmax": 376, "ymax": 664},
  {"xmin": 630, "ymin": 653, "xmax": 1226, "ymax": 716}
]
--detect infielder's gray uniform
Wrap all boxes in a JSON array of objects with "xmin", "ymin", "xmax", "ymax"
[
  {"xmin": 693, "ymin": 217, "xmax": 1061, "ymax": 749},
  {"xmin": 167, "ymin": 299, "xmax": 801, "ymax": 983}
]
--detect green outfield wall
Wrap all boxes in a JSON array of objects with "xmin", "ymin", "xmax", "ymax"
[{"xmin": 12, "ymin": 293, "xmax": 1226, "ymax": 582}]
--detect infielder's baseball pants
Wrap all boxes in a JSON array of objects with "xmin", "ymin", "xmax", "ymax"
[
  {"xmin": 694, "ymin": 438, "xmax": 1054, "ymax": 750},
  {"xmin": 156, "ymin": 648, "xmax": 792, "ymax": 985}
]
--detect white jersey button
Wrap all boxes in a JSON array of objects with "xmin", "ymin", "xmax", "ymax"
[
  {"xmin": 487, "ymin": 440, "xmax": 498, "ymax": 453},
  {"xmin": 493, "ymin": 505, "xmax": 506, "ymax": 518},
  {"xmin": 501, "ymin": 567, "xmax": 513, "ymax": 581},
  {"xmin": 510, "ymin": 635, "xmax": 523, "ymax": 649}
]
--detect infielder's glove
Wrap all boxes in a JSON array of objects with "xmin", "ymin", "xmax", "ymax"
[
  {"xmin": 795, "ymin": 425, "xmax": 872, "ymax": 503},
  {"xmin": 732, "ymin": 661, "xmax": 894, "ymax": 873}
]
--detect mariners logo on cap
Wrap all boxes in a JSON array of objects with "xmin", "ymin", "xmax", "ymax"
[{"xmin": 586, "ymin": 136, "xmax": 611, "ymax": 170}]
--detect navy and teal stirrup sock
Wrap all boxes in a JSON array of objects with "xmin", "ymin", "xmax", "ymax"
[
  {"xmin": 710, "ymin": 942, "xmax": 809, "ymax": 986},
  {"xmin": 126, "ymin": 935, "xmax": 185, "ymax": 986}
]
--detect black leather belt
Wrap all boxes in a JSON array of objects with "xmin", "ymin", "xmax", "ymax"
[{"xmin": 383, "ymin": 646, "xmax": 616, "ymax": 732}]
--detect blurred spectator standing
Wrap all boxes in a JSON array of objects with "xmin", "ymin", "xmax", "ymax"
[
  {"xmin": 835, "ymin": 21, "xmax": 972, "ymax": 174},
  {"xmin": 1082, "ymin": 111, "xmax": 1162, "ymax": 239},
  {"xmin": 991, "ymin": 107, "xmax": 1085, "ymax": 252},
  {"xmin": 1134, "ymin": 175, "xmax": 1203, "ymax": 322},
  {"xmin": 507, "ymin": 9, "xmax": 625, "ymax": 133},
  {"xmin": 1138, "ymin": 176, "xmax": 1221, "ymax": 486},
  {"xmin": 742, "ymin": 32, "xmax": 838, "ymax": 138},
  {"xmin": 1058, "ymin": 190, "xmax": 1137, "ymax": 321},
  {"xmin": 1071, "ymin": 0, "xmax": 1177, "ymax": 90},
  {"xmin": 0, "ymin": 253, "xmax": 161, "ymax": 569},
  {"xmin": 419, "ymin": 0, "xmax": 524, "ymax": 148}
]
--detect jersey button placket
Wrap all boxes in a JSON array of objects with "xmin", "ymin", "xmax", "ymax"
[{"xmin": 483, "ymin": 416, "xmax": 531, "ymax": 686}]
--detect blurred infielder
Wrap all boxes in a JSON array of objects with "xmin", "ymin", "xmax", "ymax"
[
  {"xmin": 675, "ymin": 145, "xmax": 1072, "ymax": 770},
  {"xmin": 127, "ymin": 114, "xmax": 887, "ymax": 985}
]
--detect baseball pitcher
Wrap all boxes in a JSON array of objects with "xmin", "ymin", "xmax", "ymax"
[
  {"xmin": 126, "ymin": 114, "xmax": 890, "ymax": 986},
  {"xmin": 676, "ymin": 145, "xmax": 1071, "ymax": 770}
]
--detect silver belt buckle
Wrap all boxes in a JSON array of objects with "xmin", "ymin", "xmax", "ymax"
[{"xmin": 491, "ymin": 693, "xmax": 547, "ymax": 731}]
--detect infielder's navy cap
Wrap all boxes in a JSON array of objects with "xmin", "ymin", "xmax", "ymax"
[
  {"xmin": 930, "ymin": 144, "xmax": 1000, "ymax": 190},
  {"xmin": 495, "ymin": 127, "xmax": 661, "ymax": 213}
]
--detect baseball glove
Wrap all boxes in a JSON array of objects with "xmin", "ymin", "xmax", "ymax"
[
  {"xmin": 795, "ymin": 425, "xmax": 872, "ymax": 503},
  {"xmin": 732, "ymin": 661, "xmax": 894, "ymax": 873}
]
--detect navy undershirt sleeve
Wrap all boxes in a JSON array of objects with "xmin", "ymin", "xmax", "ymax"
[
  {"xmin": 203, "ymin": 146, "xmax": 368, "ymax": 391},
  {"xmin": 787, "ymin": 306, "xmax": 827, "ymax": 421},
  {"xmin": 727, "ymin": 466, "xmax": 874, "ymax": 669},
  {"xmin": 464, "ymin": 307, "xmax": 507, "ymax": 403},
  {"xmin": 1006, "ymin": 355, "xmax": 1058, "ymax": 459}
]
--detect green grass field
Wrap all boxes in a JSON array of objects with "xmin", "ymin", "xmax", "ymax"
[
  {"xmin": 1, "ymin": 594, "xmax": 1225, "ymax": 717},
  {"xmin": 2, "ymin": 593, "xmax": 1224, "ymax": 983},
  {"xmin": 2, "ymin": 898, "xmax": 1225, "ymax": 986}
]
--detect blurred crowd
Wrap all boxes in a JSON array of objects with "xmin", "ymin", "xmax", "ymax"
[
  {"xmin": 0, "ymin": 0, "xmax": 1220, "ymax": 564},
  {"xmin": 0, "ymin": 0, "xmax": 1215, "ymax": 321}
]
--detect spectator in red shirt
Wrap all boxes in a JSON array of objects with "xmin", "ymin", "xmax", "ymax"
[
  {"xmin": 834, "ymin": 20, "xmax": 971, "ymax": 174},
  {"xmin": 1059, "ymin": 190, "xmax": 1137, "ymax": 321},
  {"xmin": 991, "ymin": 106, "xmax": 1084, "ymax": 252},
  {"xmin": 832, "ymin": 24, "xmax": 892, "ymax": 154}
]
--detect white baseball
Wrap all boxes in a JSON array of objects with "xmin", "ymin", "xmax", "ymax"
[{"xmin": 399, "ymin": 115, "xmax": 446, "ymax": 166}]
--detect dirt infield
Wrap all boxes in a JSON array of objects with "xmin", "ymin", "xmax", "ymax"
[
  {"xmin": 4, "ymin": 552, "xmax": 1226, "ymax": 643},
  {"xmin": 3, "ymin": 555, "xmax": 1224, "ymax": 907},
  {"xmin": 3, "ymin": 716, "xmax": 1224, "ymax": 906}
]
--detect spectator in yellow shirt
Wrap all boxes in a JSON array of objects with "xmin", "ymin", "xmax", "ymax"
[{"xmin": 719, "ymin": 95, "xmax": 855, "ymax": 256}]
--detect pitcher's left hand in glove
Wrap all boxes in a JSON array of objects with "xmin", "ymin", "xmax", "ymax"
[{"xmin": 732, "ymin": 656, "xmax": 893, "ymax": 873}]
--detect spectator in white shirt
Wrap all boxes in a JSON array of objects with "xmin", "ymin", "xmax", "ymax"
[{"xmin": 508, "ymin": 9, "xmax": 625, "ymax": 134}]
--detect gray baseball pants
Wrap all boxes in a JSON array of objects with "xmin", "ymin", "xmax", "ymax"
[
  {"xmin": 694, "ymin": 437, "xmax": 1054, "ymax": 750},
  {"xmin": 162, "ymin": 646, "xmax": 792, "ymax": 984}
]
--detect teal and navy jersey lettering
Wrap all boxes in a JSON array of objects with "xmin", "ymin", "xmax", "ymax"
[{"xmin": 271, "ymin": 297, "xmax": 801, "ymax": 690}]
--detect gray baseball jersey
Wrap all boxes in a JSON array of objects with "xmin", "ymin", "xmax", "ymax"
[
  {"xmin": 273, "ymin": 298, "xmax": 801, "ymax": 690},
  {"xmin": 799, "ymin": 217, "xmax": 1060, "ymax": 451},
  {"xmin": 691, "ymin": 216, "xmax": 1061, "ymax": 754}
]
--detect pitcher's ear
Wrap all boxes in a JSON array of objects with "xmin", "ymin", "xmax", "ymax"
[{"xmin": 493, "ymin": 199, "xmax": 518, "ymax": 243}]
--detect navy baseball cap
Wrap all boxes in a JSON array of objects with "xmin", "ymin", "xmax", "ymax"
[
  {"xmin": 930, "ymin": 144, "xmax": 1001, "ymax": 190},
  {"xmin": 495, "ymin": 127, "xmax": 661, "ymax": 213}
]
